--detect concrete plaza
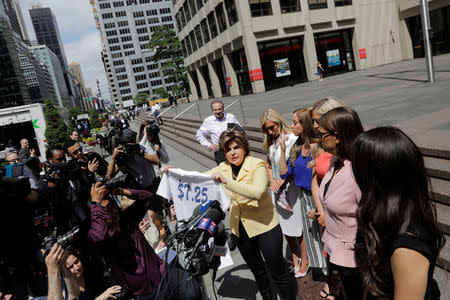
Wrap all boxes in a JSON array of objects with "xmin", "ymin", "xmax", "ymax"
[{"xmin": 166, "ymin": 53, "xmax": 450, "ymax": 151}]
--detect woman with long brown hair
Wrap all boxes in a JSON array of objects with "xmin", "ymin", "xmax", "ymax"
[
  {"xmin": 279, "ymin": 108, "xmax": 327, "ymax": 278},
  {"xmin": 352, "ymin": 127, "xmax": 444, "ymax": 299},
  {"xmin": 317, "ymin": 106, "xmax": 364, "ymax": 299}
]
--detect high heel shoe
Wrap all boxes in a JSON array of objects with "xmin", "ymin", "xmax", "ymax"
[{"xmin": 294, "ymin": 264, "xmax": 309, "ymax": 278}]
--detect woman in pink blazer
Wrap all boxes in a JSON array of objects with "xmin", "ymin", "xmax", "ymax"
[{"xmin": 317, "ymin": 107, "xmax": 364, "ymax": 300}]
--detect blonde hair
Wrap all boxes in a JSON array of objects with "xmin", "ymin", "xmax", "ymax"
[
  {"xmin": 312, "ymin": 97, "xmax": 346, "ymax": 115},
  {"xmin": 309, "ymin": 97, "xmax": 347, "ymax": 165},
  {"xmin": 290, "ymin": 108, "xmax": 316, "ymax": 166},
  {"xmin": 260, "ymin": 108, "xmax": 292, "ymax": 153}
]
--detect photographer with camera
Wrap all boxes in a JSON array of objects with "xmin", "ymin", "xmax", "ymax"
[
  {"xmin": 88, "ymin": 182, "xmax": 202, "ymax": 300},
  {"xmin": 107, "ymin": 129, "xmax": 160, "ymax": 192},
  {"xmin": 138, "ymin": 121, "xmax": 169, "ymax": 177}
]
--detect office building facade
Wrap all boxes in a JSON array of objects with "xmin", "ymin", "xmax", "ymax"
[
  {"xmin": 32, "ymin": 45, "xmax": 71, "ymax": 108},
  {"xmin": 0, "ymin": 7, "xmax": 31, "ymax": 108},
  {"xmin": 174, "ymin": 0, "xmax": 438, "ymax": 100},
  {"xmin": 93, "ymin": 0, "xmax": 178, "ymax": 108},
  {"xmin": 18, "ymin": 43, "xmax": 56, "ymax": 103},
  {"xmin": 29, "ymin": 4, "xmax": 76, "ymax": 108}
]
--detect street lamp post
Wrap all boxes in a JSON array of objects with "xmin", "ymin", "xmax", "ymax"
[{"xmin": 420, "ymin": 0, "xmax": 435, "ymax": 82}]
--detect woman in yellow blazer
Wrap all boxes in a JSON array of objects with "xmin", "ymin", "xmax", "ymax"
[{"xmin": 208, "ymin": 127, "xmax": 297, "ymax": 300}]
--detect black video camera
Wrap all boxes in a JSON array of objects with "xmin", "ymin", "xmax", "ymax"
[
  {"xmin": 42, "ymin": 160, "xmax": 82, "ymax": 182},
  {"xmin": 41, "ymin": 226, "xmax": 80, "ymax": 253},
  {"xmin": 95, "ymin": 173, "xmax": 135, "ymax": 191}
]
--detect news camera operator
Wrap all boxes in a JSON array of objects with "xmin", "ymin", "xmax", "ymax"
[
  {"xmin": 88, "ymin": 182, "xmax": 202, "ymax": 300},
  {"xmin": 107, "ymin": 128, "xmax": 161, "ymax": 193}
]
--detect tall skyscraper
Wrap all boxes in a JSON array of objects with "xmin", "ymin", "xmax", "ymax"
[
  {"xmin": 92, "ymin": 0, "xmax": 178, "ymax": 108},
  {"xmin": 29, "ymin": 3, "xmax": 76, "ymax": 108},
  {"xmin": 11, "ymin": 0, "xmax": 30, "ymax": 41},
  {"xmin": 32, "ymin": 44, "xmax": 71, "ymax": 108},
  {"xmin": 0, "ymin": 4, "xmax": 31, "ymax": 108}
]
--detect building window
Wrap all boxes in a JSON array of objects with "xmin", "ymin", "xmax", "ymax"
[
  {"xmin": 113, "ymin": 60, "xmax": 125, "ymax": 66},
  {"xmin": 334, "ymin": 0, "xmax": 352, "ymax": 7},
  {"xmin": 200, "ymin": 19, "xmax": 210, "ymax": 43},
  {"xmin": 183, "ymin": 2, "xmax": 191, "ymax": 22},
  {"xmin": 131, "ymin": 58, "xmax": 143, "ymax": 65},
  {"xmin": 161, "ymin": 16, "xmax": 173, "ymax": 22},
  {"xmin": 102, "ymin": 13, "xmax": 114, "ymax": 19},
  {"xmin": 280, "ymin": 0, "xmax": 301, "ymax": 13},
  {"xmin": 179, "ymin": 9, "xmax": 186, "ymax": 27},
  {"xmin": 140, "ymin": 43, "xmax": 149, "ymax": 49},
  {"xmin": 133, "ymin": 11, "xmax": 145, "ymax": 18},
  {"xmin": 160, "ymin": 8, "xmax": 171, "ymax": 14},
  {"xmin": 146, "ymin": 9, "xmax": 158, "ymax": 16},
  {"xmin": 110, "ymin": 45, "xmax": 121, "ymax": 51},
  {"xmin": 135, "ymin": 19, "xmax": 146, "ymax": 26},
  {"xmin": 123, "ymin": 43, "xmax": 134, "ymax": 49},
  {"xmin": 185, "ymin": 36, "xmax": 192, "ymax": 54},
  {"xmin": 120, "ymin": 88, "xmax": 131, "ymax": 95},
  {"xmin": 113, "ymin": 1, "xmax": 125, "ymax": 7},
  {"xmin": 111, "ymin": 53, "xmax": 123, "ymax": 58},
  {"xmin": 106, "ymin": 30, "xmax": 118, "ymax": 37},
  {"xmin": 124, "ymin": 50, "xmax": 136, "ymax": 56},
  {"xmin": 139, "ymin": 35, "xmax": 150, "ymax": 42},
  {"xmin": 189, "ymin": 31, "xmax": 197, "ymax": 51},
  {"xmin": 118, "ymin": 20, "xmax": 129, "ymax": 27},
  {"xmin": 104, "ymin": 22, "xmax": 116, "ymax": 29},
  {"xmin": 135, "ymin": 74, "xmax": 147, "ymax": 81},
  {"xmin": 115, "ymin": 67, "xmax": 126, "ymax": 73},
  {"xmin": 207, "ymin": 12, "xmax": 218, "ymax": 39},
  {"xmin": 188, "ymin": 0, "xmax": 197, "ymax": 16},
  {"xmin": 137, "ymin": 82, "xmax": 149, "ymax": 89},
  {"xmin": 194, "ymin": 25, "xmax": 203, "ymax": 48},
  {"xmin": 115, "ymin": 11, "xmax": 127, "ymax": 17},
  {"xmin": 308, "ymin": 0, "xmax": 327, "ymax": 9},
  {"xmin": 108, "ymin": 38, "xmax": 120, "ymax": 44},
  {"xmin": 133, "ymin": 66, "xmax": 145, "ymax": 72},
  {"xmin": 127, "ymin": 0, "xmax": 137, "ymax": 5},
  {"xmin": 149, "ymin": 17, "xmax": 159, "ymax": 24},
  {"xmin": 119, "ymin": 28, "xmax": 131, "ymax": 34},
  {"xmin": 196, "ymin": 0, "xmax": 203, "ymax": 10},
  {"xmin": 136, "ymin": 27, "xmax": 148, "ymax": 34},
  {"xmin": 99, "ymin": 3, "xmax": 111, "ymax": 9},
  {"xmin": 175, "ymin": 13, "xmax": 182, "ymax": 31},
  {"xmin": 140, "ymin": 0, "xmax": 151, "ymax": 3},
  {"xmin": 151, "ymin": 79, "xmax": 163, "ymax": 86},
  {"xmin": 215, "ymin": 3, "xmax": 227, "ymax": 33},
  {"xmin": 224, "ymin": 0, "xmax": 238, "ymax": 26},
  {"xmin": 249, "ymin": 0, "xmax": 273, "ymax": 17}
]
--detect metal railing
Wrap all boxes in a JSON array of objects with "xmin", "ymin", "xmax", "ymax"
[
  {"xmin": 171, "ymin": 102, "xmax": 202, "ymax": 135},
  {"xmin": 224, "ymin": 99, "xmax": 247, "ymax": 124}
]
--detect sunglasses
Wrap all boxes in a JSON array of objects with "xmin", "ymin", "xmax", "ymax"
[
  {"xmin": 70, "ymin": 148, "xmax": 81, "ymax": 156},
  {"xmin": 264, "ymin": 124, "xmax": 277, "ymax": 132}
]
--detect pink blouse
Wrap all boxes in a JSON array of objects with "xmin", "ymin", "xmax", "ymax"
[{"xmin": 319, "ymin": 158, "xmax": 361, "ymax": 268}]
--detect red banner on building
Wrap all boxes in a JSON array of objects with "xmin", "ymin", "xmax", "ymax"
[
  {"xmin": 249, "ymin": 70, "xmax": 254, "ymax": 82},
  {"xmin": 359, "ymin": 48, "xmax": 367, "ymax": 59},
  {"xmin": 227, "ymin": 76, "xmax": 232, "ymax": 87},
  {"xmin": 253, "ymin": 68, "xmax": 263, "ymax": 81}
]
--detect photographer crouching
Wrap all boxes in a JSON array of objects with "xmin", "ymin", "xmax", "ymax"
[
  {"xmin": 107, "ymin": 127, "xmax": 162, "ymax": 193},
  {"xmin": 88, "ymin": 182, "xmax": 202, "ymax": 300}
]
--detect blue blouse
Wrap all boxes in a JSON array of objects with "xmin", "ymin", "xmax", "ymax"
[{"xmin": 280, "ymin": 151, "xmax": 313, "ymax": 191}]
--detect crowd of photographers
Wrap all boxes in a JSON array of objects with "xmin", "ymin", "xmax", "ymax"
[{"xmin": 0, "ymin": 115, "xmax": 200, "ymax": 300}]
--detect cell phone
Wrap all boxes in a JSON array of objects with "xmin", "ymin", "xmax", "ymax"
[{"xmin": 143, "ymin": 211, "xmax": 150, "ymax": 223}]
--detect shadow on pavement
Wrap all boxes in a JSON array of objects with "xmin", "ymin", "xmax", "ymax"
[{"xmin": 215, "ymin": 265, "xmax": 260, "ymax": 299}]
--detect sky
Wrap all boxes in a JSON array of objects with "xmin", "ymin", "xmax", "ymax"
[{"xmin": 19, "ymin": 0, "xmax": 111, "ymax": 101}]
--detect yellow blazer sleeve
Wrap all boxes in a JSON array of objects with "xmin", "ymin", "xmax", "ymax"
[
  {"xmin": 205, "ymin": 165, "xmax": 221, "ymax": 175},
  {"xmin": 225, "ymin": 162, "xmax": 268, "ymax": 200}
]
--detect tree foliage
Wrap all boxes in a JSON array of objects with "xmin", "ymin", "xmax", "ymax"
[
  {"xmin": 148, "ymin": 26, "xmax": 189, "ymax": 95},
  {"xmin": 153, "ymin": 88, "xmax": 169, "ymax": 99},
  {"xmin": 68, "ymin": 107, "xmax": 82, "ymax": 119},
  {"xmin": 88, "ymin": 109, "xmax": 102, "ymax": 129},
  {"xmin": 44, "ymin": 98, "xmax": 68, "ymax": 147},
  {"xmin": 134, "ymin": 92, "xmax": 150, "ymax": 106}
]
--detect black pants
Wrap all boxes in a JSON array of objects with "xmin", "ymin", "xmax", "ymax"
[
  {"xmin": 136, "ymin": 265, "xmax": 202, "ymax": 300},
  {"xmin": 214, "ymin": 150, "xmax": 226, "ymax": 165},
  {"xmin": 328, "ymin": 259, "xmax": 363, "ymax": 300},
  {"xmin": 236, "ymin": 222, "xmax": 297, "ymax": 300}
]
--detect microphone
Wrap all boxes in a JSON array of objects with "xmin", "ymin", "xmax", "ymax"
[{"xmin": 186, "ymin": 202, "xmax": 225, "ymax": 265}]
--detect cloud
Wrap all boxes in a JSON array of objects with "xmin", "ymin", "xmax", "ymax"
[
  {"xmin": 65, "ymin": 31, "xmax": 110, "ymax": 101},
  {"xmin": 19, "ymin": 0, "xmax": 110, "ymax": 101}
]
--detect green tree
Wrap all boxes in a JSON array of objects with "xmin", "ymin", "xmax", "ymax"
[
  {"xmin": 148, "ymin": 26, "xmax": 189, "ymax": 95},
  {"xmin": 44, "ymin": 99, "xmax": 68, "ymax": 147},
  {"xmin": 88, "ymin": 109, "xmax": 102, "ymax": 129},
  {"xmin": 134, "ymin": 92, "xmax": 150, "ymax": 106},
  {"xmin": 154, "ymin": 87, "xmax": 169, "ymax": 99},
  {"xmin": 68, "ymin": 107, "xmax": 82, "ymax": 119}
]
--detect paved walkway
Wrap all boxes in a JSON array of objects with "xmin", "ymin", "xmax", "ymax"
[{"xmin": 166, "ymin": 53, "xmax": 450, "ymax": 151}]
